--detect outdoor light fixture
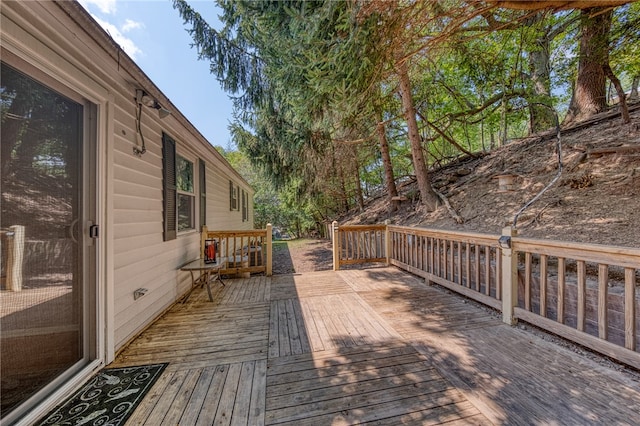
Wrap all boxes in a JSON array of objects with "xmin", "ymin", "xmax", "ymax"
[
  {"xmin": 135, "ymin": 89, "xmax": 171, "ymax": 119},
  {"xmin": 133, "ymin": 89, "xmax": 172, "ymax": 157},
  {"xmin": 498, "ymin": 235, "xmax": 511, "ymax": 249}
]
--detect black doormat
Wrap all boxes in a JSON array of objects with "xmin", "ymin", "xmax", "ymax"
[{"xmin": 37, "ymin": 363, "xmax": 167, "ymax": 426}]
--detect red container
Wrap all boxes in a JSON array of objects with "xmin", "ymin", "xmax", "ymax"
[{"xmin": 204, "ymin": 239, "xmax": 217, "ymax": 264}]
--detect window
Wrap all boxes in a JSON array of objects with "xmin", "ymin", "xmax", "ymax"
[
  {"xmin": 229, "ymin": 180, "xmax": 238, "ymax": 211},
  {"xmin": 177, "ymin": 155, "xmax": 194, "ymax": 231},
  {"xmin": 162, "ymin": 133, "xmax": 198, "ymax": 239}
]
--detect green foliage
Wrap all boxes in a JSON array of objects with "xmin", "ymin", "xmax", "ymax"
[
  {"xmin": 174, "ymin": 1, "xmax": 636, "ymax": 231},
  {"xmin": 216, "ymin": 145, "xmax": 320, "ymax": 235},
  {"xmin": 610, "ymin": 3, "xmax": 640, "ymax": 86}
]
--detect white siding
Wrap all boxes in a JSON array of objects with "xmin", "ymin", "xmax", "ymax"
[{"xmin": 2, "ymin": 1, "xmax": 256, "ymax": 355}]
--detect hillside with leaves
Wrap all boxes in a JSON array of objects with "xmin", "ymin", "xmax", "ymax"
[{"xmin": 340, "ymin": 104, "xmax": 640, "ymax": 248}]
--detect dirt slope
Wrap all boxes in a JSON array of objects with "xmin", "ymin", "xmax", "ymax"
[{"xmin": 340, "ymin": 105, "xmax": 640, "ymax": 249}]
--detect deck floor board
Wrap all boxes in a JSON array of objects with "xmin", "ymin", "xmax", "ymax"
[{"xmin": 109, "ymin": 268, "xmax": 640, "ymax": 425}]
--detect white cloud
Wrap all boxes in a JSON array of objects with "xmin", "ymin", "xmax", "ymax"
[
  {"xmin": 122, "ymin": 19, "xmax": 144, "ymax": 33},
  {"xmin": 92, "ymin": 16, "xmax": 142, "ymax": 60},
  {"xmin": 78, "ymin": 0, "xmax": 117, "ymax": 14}
]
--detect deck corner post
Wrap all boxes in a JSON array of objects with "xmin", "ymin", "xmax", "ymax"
[
  {"xmin": 266, "ymin": 223, "xmax": 273, "ymax": 276},
  {"xmin": 500, "ymin": 226, "xmax": 518, "ymax": 325},
  {"xmin": 332, "ymin": 221, "xmax": 340, "ymax": 271},
  {"xmin": 384, "ymin": 219, "xmax": 391, "ymax": 266},
  {"xmin": 200, "ymin": 225, "xmax": 208, "ymax": 259}
]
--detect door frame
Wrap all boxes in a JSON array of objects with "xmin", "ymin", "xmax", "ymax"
[{"xmin": 0, "ymin": 50, "xmax": 109, "ymax": 426}]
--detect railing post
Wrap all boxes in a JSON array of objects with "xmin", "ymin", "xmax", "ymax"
[
  {"xmin": 500, "ymin": 226, "xmax": 518, "ymax": 325},
  {"xmin": 200, "ymin": 225, "xmax": 208, "ymax": 259},
  {"xmin": 6, "ymin": 225, "xmax": 25, "ymax": 291},
  {"xmin": 384, "ymin": 220, "xmax": 391, "ymax": 266},
  {"xmin": 332, "ymin": 221, "xmax": 339, "ymax": 271},
  {"xmin": 266, "ymin": 223, "xmax": 273, "ymax": 276}
]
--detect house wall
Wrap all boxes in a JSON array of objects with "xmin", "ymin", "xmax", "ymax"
[{"xmin": 1, "ymin": 1, "xmax": 254, "ymax": 359}]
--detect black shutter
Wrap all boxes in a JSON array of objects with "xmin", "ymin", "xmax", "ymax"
[
  {"xmin": 229, "ymin": 180, "xmax": 234, "ymax": 211},
  {"xmin": 242, "ymin": 190, "xmax": 247, "ymax": 221},
  {"xmin": 199, "ymin": 158, "xmax": 206, "ymax": 227},
  {"xmin": 162, "ymin": 133, "xmax": 177, "ymax": 241},
  {"xmin": 245, "ymin": 191, "xmax": 249, "ymax": 221}
]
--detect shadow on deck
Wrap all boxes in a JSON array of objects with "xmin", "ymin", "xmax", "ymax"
[{"xmin": 110, "ymin": 268, "xmax": 640, "ymax": 425}]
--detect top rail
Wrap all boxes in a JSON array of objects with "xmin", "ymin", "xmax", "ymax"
[{"xmin": 512, "ymin": 236, "xmax": 640, "ymax": 268}]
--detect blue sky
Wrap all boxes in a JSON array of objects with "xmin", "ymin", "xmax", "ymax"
[{"xmin": 78, "ymin": 0, "xmax": 235, "ymax": 148}]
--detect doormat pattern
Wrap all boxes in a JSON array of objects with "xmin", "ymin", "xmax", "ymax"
[{"xmin": 37, "ymin": 363, "xmax": 167, "ymax": 426}]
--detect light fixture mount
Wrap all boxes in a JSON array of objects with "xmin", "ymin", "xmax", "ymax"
[{"xmin": 135, "ymin": 89, "xmax": 171, "ymax": 118}]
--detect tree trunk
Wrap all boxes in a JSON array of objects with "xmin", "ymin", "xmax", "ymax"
[
  {"xmin": 563, "ymin": 8, "xmax": 612, "ymax": 125},
  {"xmin": 603, "ymin": 63, "xmax": 630, "ymax": 123},
  {"xmin": 528, "ymin": 14, "xmax": 555, "ymax": 133},
  {"xmin": 375, "ymin": 118, "xmax": 400, "ymax": 212},
  {"xmin": 338, "ymin": 168, "xmax": 349, "ymax": 213},
  {"xmin": 331, "ymin": 143, "xmax": 350, "ymax": 213},
  {"xmin": 629, "ymin": 75, "xmax": 638, "ymax": 100},
  {"xmin": 351, "ymin": 145, "xmax": 365, "ymax": 212},
  {"xmin": 396, "ymin": 60, "xmax": 439, "ymax": 211}
]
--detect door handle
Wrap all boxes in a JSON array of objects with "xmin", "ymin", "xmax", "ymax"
[{"xmin": 68, "ymin": 218, "xmax": 79, "ymax": 244}]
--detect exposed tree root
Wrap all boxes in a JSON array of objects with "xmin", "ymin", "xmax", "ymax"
[{"xmin": 434, "ymin": 189, "xmax": 464, "ymax": 224}]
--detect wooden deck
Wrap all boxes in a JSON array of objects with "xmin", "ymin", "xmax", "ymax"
[{"xmin": 111, "ymin": 268, "xmax": 640, "ymax": 425}]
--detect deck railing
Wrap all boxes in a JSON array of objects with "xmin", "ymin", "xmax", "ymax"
[
  {"xmin": 201, "ymin": 225, "xmax": 272, "ymax": 276},
  {"xmin": 388, "ymin": 225, "xmax": 504, "ymax": 311},
  {"xmin": 331, "ymin": 221, "xmax": 640, "ymax": 369},
  {"xmin": 331, "ymin": 224, "xmax": 388, "ymax": 269}
]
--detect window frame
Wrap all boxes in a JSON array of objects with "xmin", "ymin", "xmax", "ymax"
[
  {"xmin": 176, "ymin": 154, "xmax": 195, "ymax": 233},
  {"xmin": 230, "ymin": 180, "xmax": 238, "ymax": 211}
]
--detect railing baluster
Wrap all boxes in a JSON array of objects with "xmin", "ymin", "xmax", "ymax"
[
  {"xmin": 436, "ymin": 238, "xmax": 439, "ymax": 275},
  {"xmin": 438, "ymin": 239, "xmax": 442, "ymax": 277},
  {"xmin": 525, "ymin": 252, "xmax": 532, "ymax": 311},
  {"xmin": 474, "ymin": 244, "xmax": 480, "ymax": 292},
  {"xmin": 598, "ymin": 264, "xmax": 609, "ymax": 340},
  {"xmin": 364, "ymin": 231, "xmax": 369, "ymax": 261},
  {"xmin": 407, "ymin": 234, "xmax": 416, "ymax": 266},
  {"xmin": 557, "ymin": 257, "xmax": 566, "ymax": 324},
  {"xmin": 465, "ymin": 242, "xmax": 471, "ymax": 288},
  {"xmin": 457, "ymin": 241, "xmax": 462, "ymax": 285},
  {"xmin": 485, "ymin": 245, "xmax": 491, "ymax": 296},
  {"xmin": 430, "ymin": 237, "xmax": 435, "ymax": 275},
  {"xmin": 496, "ymin": 248, "xmax": 502, "ymax": 300},
  {"xmin": 449, "ymin": 241, "xmax": 455, "ymax": 282},
  {"xmin": 540, "ymin": 254, "xmax": 547, "ymax": 318},
  {"xmin": 577, "ymin": 260, "xmax": 586, "ymax": 332},
  {"xmin": 625, "ymin": 267, "xmax": 636, "ymax": 351}
]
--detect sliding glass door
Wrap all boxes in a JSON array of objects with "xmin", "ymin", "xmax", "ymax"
[{"xmin": 1, "ymin": 62, "xmax": 97, "ymax": 421}]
